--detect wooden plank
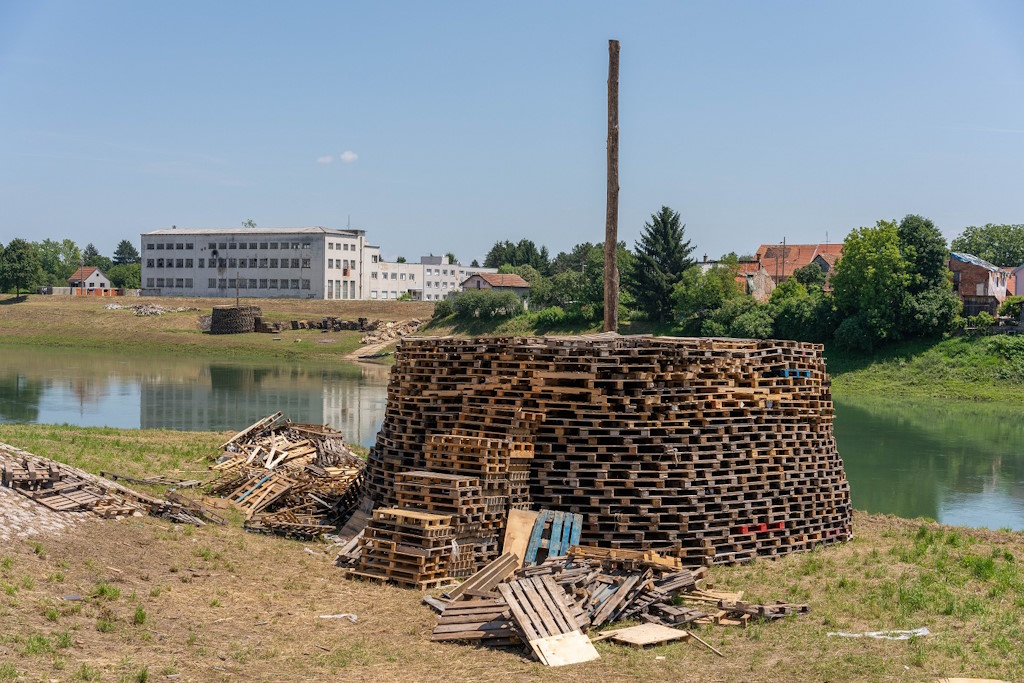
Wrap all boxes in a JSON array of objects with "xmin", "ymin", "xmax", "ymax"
[
  {"xmin": 502, "ymin": 509, "xmax": 538, "ymax": 570},
  {"xmin": 445, "ymin": 552, "xmax": 518, "ymax": 600},
  {"xmin": 497, "ymin": 583, "xmax": 542, "ymax": 642},
  {"xmin": 604, "ymin": 623, "xmax": 690, "ymax": 647},
  {"xmin": 529, "ymin": 631, "xmax": 600, "ymax": 667},
  {"xmin": 548, "ymin": 511, "xmax": 565, "ymax": 557},
  {"xmin": 524, "ymin": 509, "xmax": 551, "ymax": 566},
  {"xmin": 518, "ymin": 578, "xmax": 567, "ymax": 637}
]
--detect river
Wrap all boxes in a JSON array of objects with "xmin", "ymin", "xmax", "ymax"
[{"xmin": 1, "ymin": 347, "xmax": 1021, "ymax": 529}]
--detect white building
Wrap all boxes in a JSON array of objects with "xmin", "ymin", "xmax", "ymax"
[
  {"xmin": 68, "ymin": 266, "xmax": 112, "ymax": 294},
  {"xmin": 140, "ymin": 227, "xmax": 494, "ymax": 300}
]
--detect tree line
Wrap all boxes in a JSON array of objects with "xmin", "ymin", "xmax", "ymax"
[
  {"xmin": 0, "ymin": 238, "xmax": 142, "ymax": 297},
  {"xmin": 447, "ymin": 210, "xmax": 1024, "ymax": 352}
]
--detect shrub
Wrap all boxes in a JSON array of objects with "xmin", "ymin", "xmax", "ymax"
[
  {"xmin": 431, "ymin": 298, "xmax": 454, "ymax": 319},
  {"xmin": 532, "ymin": 306, "xmax": 566, "ymax": 328},
  {"xmin": 999, "ymin": 295, "xmax": 1024, "ymax": 321},
  {"xmin": 834, "ymin": 315, "xmax": 874, "ymax": 354},
  {"xmin": 967, "ymin": 311, "xmax": 996, "ymax": 335},
  {"xmin": 449, "ymin": 290, "xmax": 524, "ymax": 320}
]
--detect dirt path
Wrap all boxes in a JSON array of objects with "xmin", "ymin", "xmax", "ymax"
[{"xmin": 343, "ymin": 339, "xmax": 393, "ymax": 360}]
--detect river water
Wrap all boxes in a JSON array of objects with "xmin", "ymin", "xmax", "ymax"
[{"xmin": 1, "ymin": 347, "xmax": 1021, "ymax": 530}]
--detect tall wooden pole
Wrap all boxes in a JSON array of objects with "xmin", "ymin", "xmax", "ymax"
[{"xmin": 604, "ymin": 39, "xmax": 620, "ymax": 333}]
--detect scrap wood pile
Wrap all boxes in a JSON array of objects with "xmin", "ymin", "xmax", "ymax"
[
  {"xmin": 368, "ymin": 334, "xmax": 852, "ymax": 566},
  {"xmin": 359, "ymin": 319, "xmax": 423, "ymax": 345},
  {"xmin": 284, "ymin": 316, "xmax": 375, "ymax": 332},
  {"xmin": 206, "ymin": 413, "xmax": 365, "ymax": 538},
  {"xmin": 429, "ymin": 545, "xmax": 809, "ymax": 665},
  {"xmin": 0, "ymin": 443, "xmax": 216, "ymax": 525}
]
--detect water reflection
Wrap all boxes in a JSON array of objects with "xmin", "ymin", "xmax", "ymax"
[
  {"xmin": 0, "ymin": 347, "xmax": 391, "ymax": 447},
  {"xmin": 834, "ymin": 396, "xmax": 1024, "ymax": 530}
]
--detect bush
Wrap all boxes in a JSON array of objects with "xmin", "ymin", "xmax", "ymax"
[
  {"xmin": 967, "ymin": 311, "xmax": 996, "ymax": 335},
  {"xmin": 532, "ymin": 306, "xmax": 566, "ymax": 327},
  {"xmin": 999, "ymin": 295, "xmax": 1024, "ymax": 322},
  {"xmin": 834, "ymin": 315, "xmax": 874, "ymax": 354},
  {"xmin": 432, "ymin": 298, "xmax": 454, "ymax": 319},
  {"xmin": 448, "ymin": 290, "xmax": 524, "ymax": 320}
]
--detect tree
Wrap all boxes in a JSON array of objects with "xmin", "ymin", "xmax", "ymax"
[
  {"xmin": 82, "ymin": 243, "xmax": 100, "ymax": 264},
  {"xmin": 673, "ymin": 261, "xmax": 742, "ymax": 332},
  {"xmin": 113, "ymin": 239, "xmax": 141, "ymax": 266},
  {"xmin": 897, "ymin": 215, "xmax": 960, "ymax": 338},
  {"xmin": 0, "ymin": 238, "xmax": 41, "ymax": 299},
  {"xmin": 951, "ymin": 223, "xmax": 1024, "ymax": 267},
  {"xmin": 483, "ymin": 239, "xmax": 550, "ymax": 273},
  {"xmin": 59, "ymin": 240, "xmax": 81, "ymax": 280},
  {"xmin": 108, "ymin": 263, "xmax": 141, "ymax": 289},
  {"xmin": 35, "ymin": 239, "xmax": 65, "ymax": 285},
  {"xmin": 470, "ymin": 259, "xmax": 480, "ymax": 268},
  {"xmin": 550, "ymin": 243, "xmax": 596, "ymax": 275},
  {"xmin": 82, "ymin": 243, "xmax": 112, "ymax": 273},
  {"xmin": 242, "ymin": 219, "xmax": 257, "ymax": 229},
  {"xmin": 793, "ymin": 263, "xmax": 826, "ymax": 291},
  {"xmin": 831, "ymin": 221, "xmax": 909, "ymax": 347},
  {"xmin": 395, "ymin": 256, "xmax": 407, "ymax": 263},
  {"xmin": 627, "ymin": 206, "xmax": 695, "ymax": 323},
  {"xmin": 445, "ymin": 252, "xmax": 459, "ymax": 265}
]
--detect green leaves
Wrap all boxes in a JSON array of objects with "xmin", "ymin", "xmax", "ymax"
[{"xmin": 627, "ymin": 206, "xmax": 695, "ymax": 323}]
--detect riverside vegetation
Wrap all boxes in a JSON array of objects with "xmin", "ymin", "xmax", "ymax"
[{"xmin": 0, "ymin": 423, "xmax": 1022, "ymax": 682}]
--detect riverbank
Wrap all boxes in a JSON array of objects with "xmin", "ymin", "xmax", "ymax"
[
  {"xmin": 0, "ymin": 424, "xmax": 1020, "ymax": 682},
  {"xmin": 0, "ymin": 295, "xmax": 432, "ymax": 362}
]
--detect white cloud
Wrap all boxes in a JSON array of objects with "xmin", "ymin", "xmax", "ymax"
[
  {"xmin": 340, "ymin": 150, "xmax": 359, "ymax": 163},
  {"xmin": 316, "ymin": 155, "xmax": 334, "ymax": 164}
]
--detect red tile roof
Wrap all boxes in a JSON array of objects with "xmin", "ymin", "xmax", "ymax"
[
  {"xmin": 474, "ymin": 273, "xmax": 531, "ymax": 288},
  {"xmin": 67, "ymin": 266, "xmax": 98, "ymax": 283},
  {"xmin": 755, "ymin": 243, "xmax": 843, "ymax": 280}
]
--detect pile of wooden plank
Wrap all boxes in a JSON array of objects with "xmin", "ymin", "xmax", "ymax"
[
  {"xmin": 368, "ymin": 334, "xmax": 852, "ymax": 566},
  {"xmin": 0, "ymin": 443, "xmax": 215, "ymax": 526},
  {"xmin": 351, "ymin": 508, "xmax": 454, "ymax": 589},
  {"xmin": 205, "ymin": 413, "xmax": 365, "ymax": 538},
  {"xmin": 428, "ymin": 542, "xmax": 809, "ymax": 664}
]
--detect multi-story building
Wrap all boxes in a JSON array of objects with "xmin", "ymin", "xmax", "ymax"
[{"xmin": 139, "ymin": 226, "xmax": 494, "ymax": 300}]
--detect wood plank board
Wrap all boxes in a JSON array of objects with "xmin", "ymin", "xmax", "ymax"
[
  {"xmin": 529, "ymin": 631, "xmax": 600, "ymax": 667},
  {"xmin": 602, "ymin": 623, "xmax": 690, "ymax": 647},
  {"xmin": 502, "ymin": 509, "xmax": 538, "ymax": 569}
]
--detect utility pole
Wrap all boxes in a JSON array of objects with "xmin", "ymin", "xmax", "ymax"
[{"xmin": 604, "ymin": 39, "xmax": 620, "ymax": 333}]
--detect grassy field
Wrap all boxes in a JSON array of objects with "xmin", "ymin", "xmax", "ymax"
[
  {"xmin": 0, "ymin": 295, "xmax": 433, "ymax": 362},
  {"xmin": 1, "ymin": 425, "xmax": 1022, "ymax": 682}
]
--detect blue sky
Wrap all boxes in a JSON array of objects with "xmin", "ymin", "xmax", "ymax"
[{"xmin": 1, "ymin": 1, "xmax": 1023, "ymax": 263}]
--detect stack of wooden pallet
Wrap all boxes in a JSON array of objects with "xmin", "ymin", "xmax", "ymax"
[
  {"xmin": 368, "ymin": 334, "xmax": 852, "ymax": 566},
  {"xmin": 206, "ymin": 413, "xmax": 365, "ymax": 538},
  {"xmin": 352, "ymin": 508, "xmax": 454, "ymax": 589}
]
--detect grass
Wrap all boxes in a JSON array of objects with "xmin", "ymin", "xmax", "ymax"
[
  {"xmin": 0, "ymin": 294, "xmax": 433, "ymax": 362},
  {"xmin": 1, "ymin": 425, "xmax": 1022, "ymax": 681}
]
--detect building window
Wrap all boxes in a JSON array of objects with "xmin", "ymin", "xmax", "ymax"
[
  {"xmin": 228, "ymin": 279, "xmax": 236, "ymax": 288},
  {"xmin": 301, "ymin": 258, "xmax": 310, "ymax": 268},
  {"xmin": 248, "ymin": 279, "xmax": 257, "ymax": 288},
  {"xmin": 176, "ymin": 259, "xmax": 184, "ymax": 268},
  {"xmin": 198, "ymin": 259, "xmax": 204, "ymax": 268},
  {"xmin": 156, "ymin": 278, "xmax": 164, "ymax": 287},
  {"xmin": 259, "ymin": 258, "xmax": 267, "ymax": 268},
  {"xmin": 371, "ymin": 254, "xmax": 378, "ymax": 263},
  {"xmin": 186, "ymin": 243, "xmax": 194, "ymax": 250},
  {"xmin": 157, "ymin": 243, "xmax": 165, "ymax": 250},
  {"xmin": 344, "ymin": 243, "xmax": 350, "ymax": 251},
  {"xmin": 328, "ymin": 281, "xmax": 334, "ymax": 299},
  {"xmin": 259, "ymin": 279, "xmax": 268, "ymax": 289},
  {"xmin": 175, "ymin": 278, "xmax": 184, "ymax": 287},
  {"xmin": 219, "ymin": 243, "xmax": 227, "ymax": 250},
  {"xmin": 146, "ymin": 278, "xmax": 155, "ymax": 287},
  {"xmin": 301, "ymin": 279, "xmax": 310, "ymax": 290},
  {"xmin": 229, "ymin": 243, "xmax": 237, "ymax": 250},
  {"xmin": 185, "ymin": 259, "xmax": 193, "ymax": 267},
  {"xmin": 208, "ymin": 242, "xmax": 216, "ymax": 249},
  {"xmin": 391, "ymin": 272, "xmax": 397, "ymax": 280},
  {"xmin": 238, "ymin": 242, "xmax": 247, "ymax": 250},
  {"xmin": 290, "ymin": 258, "xmax": 299, "ymax": 268},
  {"xmin": 301, "ymin": 242, "xmax": 310, "ymax": 249},
  {"xmin": 371, "ymin": 272, "xmax": 378, "ymax": 279},
  {"xmin": 218, "ymin": 258, "xmax": 227, "ymax": 268},
  {"xmin": 409, "ymin": 273, "xmax": 415, "ymax": 281},
  {"xmin": 370, "ymin": 290, "xmax": 377, "ymax": 299},
  {"xmin": 249, "ymin": 258, "xmax": 257, "ymax": 267},
  {"xmin": 176, "ymin": 243, "xmax": 183, "ymax": 250},
  {"xmin": 291, "ymin": 242, "xmax": 299, "ymax": 249},
  {"xmin": 218, "ymin": 279, "xmax": 227, "ymax": 289},
  {"xmin": 147, "ymin": 259, "xmax": 154, "ymax": 268},
  {"xmin": 290, "ymin": 279, "xmax": 299, "ymax": 289},
  {"xmin": 270, "ymin": 259, "xmax": 279, "ymax": 268},
  {"xmin": 269, "ymin": 279, "xmax": 278, "ymax": 289},
  {"xmin": 185, "ymin": 278, "xmax": 193, "ymax": 288},
  {"xmin": 228, "ymin": 258, "xmax": 237, "ymax": 268},
  {"xmin": 328, "ymin": 243, "xmax": 334, "ymax": 250},
  {"xmin": 400, "ymin": 273, "xmax": 406, "ymax": 280},
  {"xmin": 260, "ymin": 242, "xmax": 268, "ymax": 249},
  {"xmin": 328, "ymin": 259, "xmax": 333, "ymax": 269},
  {"xmin": 249, "ymin": 242, "xmax": 256, "ymax": 249},
  {"xmin": 208, "ymin": 278, "xmax": 216, "ymax": 288},
  {"xmin": 340, "ymin": 280, "xmax": 346, "ymax": 299},
  {"xmin": 156, "ymin": 258, "xmax": 164, "ymax": 267},
  {"xmin": 147, "ymin": 244, "xmax": 155, "ymax": 250}
]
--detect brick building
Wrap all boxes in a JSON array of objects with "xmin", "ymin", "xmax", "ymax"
[{"xmin": 949, "ymin": 252, "xmax": 1010, "ymax": 316}]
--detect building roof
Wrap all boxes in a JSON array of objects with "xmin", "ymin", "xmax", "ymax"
[
  {"xmin": 142, "ymin": 227, "xmax": 364, "ymax": 237},
  {"xmin": 755, "ymin": 243, "xmax": 843, "ymax": 280},
  {"xmin": 950, "ymin": 252, "xmax": 1003, "ymax": 273},
  {"xmin": 67, "ymin": 266, "xmax": 99, "ymax": 282},
  {"xmin": 470, "ymin": 273, "xmax": 531, "ymax": 288}
]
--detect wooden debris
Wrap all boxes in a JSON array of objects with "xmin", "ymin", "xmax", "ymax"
[
  {"xmin": 206, "ymin": 414, "xmax": 365, "ymax": 539},
  {"xmin": 597, "ymin": 623, "xmax": 690, "ymax": 648},
  {"xmin": 352, "ymin": 508, "xmax": 453, "ymax": 589},
  {"xmin": 444, "ymin": 552, "xmax": 518, "ymax": 600}
]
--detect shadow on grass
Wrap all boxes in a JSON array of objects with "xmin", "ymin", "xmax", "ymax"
[
  {"xmin": 0, "ymin": 295, "xmax": 30, "ymax": 305},
  {"xmin": 824, "ymin": 338, "xmax": 945, "ymax": 376}
]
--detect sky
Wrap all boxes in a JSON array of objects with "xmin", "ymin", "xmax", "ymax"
[{"xmin": 1, "ymin": 1, "xmax": 1023, "ymax": 263}]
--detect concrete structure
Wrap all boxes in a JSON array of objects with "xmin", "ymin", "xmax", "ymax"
[
  {"xmin": 67, "ymin": 266, "xmax": 111, "ymax": 294},
  {"xmin": 368, "ymin": 255, "xmax": 496, "ymax": 301},
  {"xmin": 140, "ymin": 227, "xmax": 494, "ymax": 301},
  {"xmin": 949, "ymin": 252, "xmax": 1009, "ymax": 316},
  {"xmin": 461, "ymin": 273, "xmax": 531, "ymax": 299}
]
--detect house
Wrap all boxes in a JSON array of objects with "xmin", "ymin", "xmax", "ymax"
[
  {"xmin": 948, "ymin": 252, "xmax": 1009, "ymax": 316},
  {"xmin": 754, "ymin": 243, "xmax": 844, "ymax": 284},
  {"xmin": 1011, "ymin": 264, "xmax": 1024, "ymax": 297},
  {"xmin": 460, "ymin": 273, "xmax": 531, "ymax": 299},
  {"xmin": 67, "ymin": 266, "xmax": 111, "ymax": 294}
]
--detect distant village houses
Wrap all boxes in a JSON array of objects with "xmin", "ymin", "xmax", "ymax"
[
  {"xmin": 948, "ymin": 252, "xmax": 1011, "ymax": 316},
  {"xmin": 460, "ymin": 273, "xmax": 532, "ymax": 300},
  {"xmin": 67, "ymin": 266, "xmax": 111, "ymax": 295}
]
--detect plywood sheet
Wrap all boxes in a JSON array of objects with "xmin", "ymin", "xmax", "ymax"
[
  {"xmin": 502, "ymin": 508, "xmax": 538, "ymax": 569},
  {"xmin": 604, "ymin": 622, "xmax": 690, "ymax": 647},
  {"xmin": 530, "ymin": 631, "xmax": 600, "ymax": 667}
]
